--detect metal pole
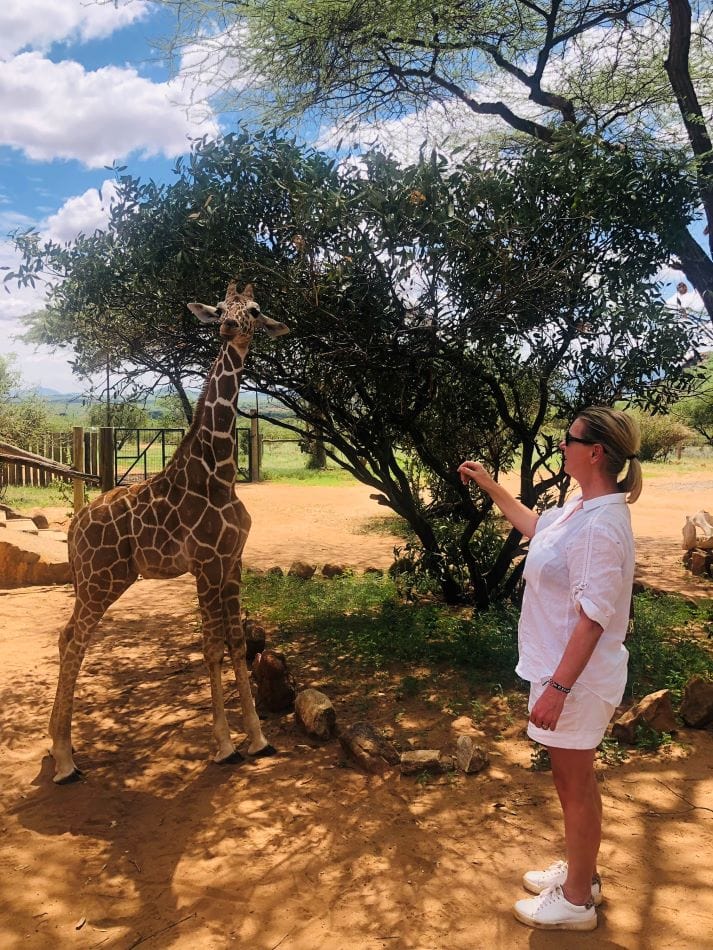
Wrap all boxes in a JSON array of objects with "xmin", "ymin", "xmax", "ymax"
[
  {"xmin": 249, "ymin": 410, "xmax": 260, "ymax": 482},
  {"xmin": 72, "ymin": 426, "xmax": 84, "ymax": 513}
]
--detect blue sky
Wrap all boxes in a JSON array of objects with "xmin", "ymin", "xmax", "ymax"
[
  {"xmin": 1, "ymin": 1, "xmax": 219, "ymax": 392},
  {"xmin": 1, "ymin": 0, "xmax": 707, "ymax": 394}
]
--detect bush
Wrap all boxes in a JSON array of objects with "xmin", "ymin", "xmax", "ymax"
[
  {"xmin": 630, "ymin": 410, "xmax": 695, "ymax": 461},
  {"xmin": 628, "ymin": 592, "xmax": 713, "ymax": 699}
]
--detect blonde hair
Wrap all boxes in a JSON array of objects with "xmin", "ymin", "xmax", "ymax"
[{"xmin": 576, "ymin": 407, "xmax": 642, "ymax": 504}]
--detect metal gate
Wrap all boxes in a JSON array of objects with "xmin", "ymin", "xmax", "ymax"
[
  {"xmin": 115, "ymin": 426, "xmax": 253, "ymax": 486},
  {"xmin": 115, "ymin": 428, "xmax": 184, "ymax": 485}
]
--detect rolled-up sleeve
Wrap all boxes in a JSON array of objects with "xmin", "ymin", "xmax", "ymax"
[{"xmin": 567, "ymin": 520, "xmax": 625, "ymax": 630}]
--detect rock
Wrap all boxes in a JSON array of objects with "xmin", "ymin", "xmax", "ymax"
[
  {"xmin": 322, "ymin": 563, "xmax": 346, "ymax": 578},
  {"xmin": 338, "ymin": 721, "xmax": 399, "ymax": 775},
  {"xmin": 690, "ymin": 552, "xmax": 708, "ymax": 576},
  {"xmin": 611, "ymin": 689, "xmax": 678, "ymax": 744},
  {"xmin": 30, "ymin": 513, "xmax": 50, "ymax": 530},
  {"xmin": 400, "ymin": 749, "xmax": 444, "ymax": 775},
  {"xmin": 680, "ymin": 676, "xmax": 713, "ymax": 728},
  {"xmin": 692, "ymin": 510, "xmax": 713, "ymax": 538},
  {"xmin": 455, "ymin": 736, "xmax": 490, "ymax": 774},
  {"xmin": 363, "ymin": 566, "xmax": 383, "ymax": 576},
  {"xmin": 265, "ymin": 566, "xmax": 284, "ymax": 577},
  {"xmin": 295, "ymin": 688, "xmax": 337, "ymax": 740},
  {"xmin": 0, "ymin": 533, "xmax": 71, "ymax": 588},
  {"xmin": 287, "ymin": 560, "xmax": 316, "ymax": 580},
  {"xmin": 4, "ymin": 518, "xmax": 39, "ymax": 536},
  {"xmin": 682, "ymin": 516, "xmax": 697, "ymax": 550},
  {"xmin": 243, "ymin": 619, "xmax": 266, "ymax": 663},
  {"xmin": 450, "ymin": 716, "xmax": 486, "ymax": 739},
  {"xmin": 252, "ymin": 650, "xmax": 296, "ymax": 713}
]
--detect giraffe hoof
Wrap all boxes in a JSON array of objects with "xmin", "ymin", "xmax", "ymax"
[
  {"xmin": 54, "ymin": 768, "xmax": 84, "ymax": 785},
  {"xmin": 215, "ymin": 749, "xmax": 244, "ymax": 765},
  {"xmin": 250, "ymin": 744, "xmax": 277, "ymax": 758}
]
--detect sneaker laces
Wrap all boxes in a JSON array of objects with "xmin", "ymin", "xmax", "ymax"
[
  {"xmin": 536, "ymin": 885, "xmax": 564, "ymax": 906},
  {"xmin": 537, "ymin": 884, "xmax": 593, "ymax": 911}
]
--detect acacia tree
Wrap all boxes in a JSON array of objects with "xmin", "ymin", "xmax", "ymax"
[
  {"xmin": 155, "ymin": 0, "xmax": 713, "ymax": 317},
  {"xmin": 10, "ymin": 131, "xmax": 697, "ymax": 604}
]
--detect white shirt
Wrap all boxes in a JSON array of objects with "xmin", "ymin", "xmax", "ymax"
[{"xmin": 516, "ymin": 492, "xmax": 635, "ymax": 705}]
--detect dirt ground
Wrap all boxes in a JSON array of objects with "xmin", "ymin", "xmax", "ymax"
[{"xmin": 1, "ymin": 475, "xmax": 713, "ymax": 949}]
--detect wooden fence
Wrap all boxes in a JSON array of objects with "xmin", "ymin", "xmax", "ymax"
[
  {"xmin": 1, "ymin": 431, "xmax": 76, "ymax": 488},
  {"xmin": 2, "ymin": 418, "xmax": 265, "ymax": 492}
]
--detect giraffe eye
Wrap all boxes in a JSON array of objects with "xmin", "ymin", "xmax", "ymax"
[{"xmin": 247, "ymin": 303, "xmax": 261, "ymax": 316}]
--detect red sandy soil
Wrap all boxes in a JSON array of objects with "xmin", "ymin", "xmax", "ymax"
[{"xmin": 1, "ymin": 476, "xmax": 712, "ymax": 949}]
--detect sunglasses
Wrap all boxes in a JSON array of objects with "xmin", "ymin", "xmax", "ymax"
[{"xmin": 563, "ymin": 431, "xmax": 606, "ymax": 452}]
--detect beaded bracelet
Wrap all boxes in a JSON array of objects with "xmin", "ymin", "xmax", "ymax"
[{"xmin": 547, "ymin": 679, "xmax": 572, "ymax": 695}]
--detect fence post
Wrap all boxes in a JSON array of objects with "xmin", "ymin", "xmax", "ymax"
[
  {"xmin": 90, "ymin": 429, "xmax": 98, "ymax": 476},
  {"xmin": 249, "ymin": 410, "xmax": 260, "ymax": 482},
  {"xmin": 72, "ymin": 426, "xmax": 84, "ymax": 513},
  {"xmin": 99, "ymin": 426, "xmax": 115, "ymax": 492}
]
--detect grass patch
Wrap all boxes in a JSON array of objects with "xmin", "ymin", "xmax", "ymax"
[
  {"xmin": 244, "ymin": 574, "xmax": 713, "ymax": 703},
  {"xmin": 0, "ymin": 482, "xmax": 101, "ymax": 509},
  {"xmin": 628, "ymin": 591, "xmax": 713, "ymax": 700},
  {"xmin": 243, "ymin": 570, "xmax": 520, "ymax": 682}
]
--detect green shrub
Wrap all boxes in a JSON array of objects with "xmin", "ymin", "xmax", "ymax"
[
  {"xmin": 628, "ymin": 592, "xmax": 713, "ymax": 699},
  {"xmin": 630, "ymin": 410, "xmax": 695, "ymax": 461}
]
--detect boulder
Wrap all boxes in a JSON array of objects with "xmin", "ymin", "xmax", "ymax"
[
  {"xmin": 611, "ymin": 689, "xmax": 678, "ymax": 744},
  {"xmin": 252, "ymin": 650, "xmax": 296, "ymax": 713},
  {"xmin": 30, "ymin": 513, "xmax": 50, "ymax": 530},
  {"xmin": 450, "ymin": 715, "xmax": 486, "ymax": 739},
  {"xmin": 455, "ymin": 736, "xmax": 490, "ymax": 774},
  {"xmin": 689, "ymin": 552, "xmax": 709, "ymax": 576},
  {"xmin": 338, "ymin": 721, "xmax": 399, "ymax": 775},
  {"xmin": 322, "ymin": 563, "xmax": 346, "ymax": 579},
  {"xmin": 680, "ymin": 676, "xmax": 713, "ymax": 729},
  {"xmin": 295, "ymin": 688, "xmax": 337, "ymax": 740},
  {"xmin": 243, "ymin": 619, "xmax": 266, "ymax": 663},
  {"xmin": 0, "ymin": 533, "xmax": 70, "ymax": 588},
  {"xmin": 400, "ymin": 749, "xmax": 444, "ymax": 775},
  {"xmin": 265, "ymin": 566, "xmax": 284, "ymax": 577},
  {"xmin": 287, "ymin": 560, "xmax": 316, "ymax": 580},
  {"xmin": 363, "ymin": 566, "xmax": 384, "ymax": 576}
]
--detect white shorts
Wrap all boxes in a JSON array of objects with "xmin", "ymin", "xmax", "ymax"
[{"xmin": 527, "ymin": 678, "xmax": 617, "ymax": 750}]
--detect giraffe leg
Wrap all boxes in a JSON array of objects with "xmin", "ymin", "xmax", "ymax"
[
  {"xmin": 196, "ymin": 574, "xmax": 241, "ymax": 764},
  {"xmin": 222, "ymin": 575, "xmax": 274, "ymax": 757},
  {"xmin": 49, "ymin": 572, "xmax": 137, "ymax": 784}
]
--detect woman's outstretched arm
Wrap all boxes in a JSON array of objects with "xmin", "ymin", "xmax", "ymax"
[{"xmin": 457, "ymin": 461, "xmax": 539, "ymax": 539}]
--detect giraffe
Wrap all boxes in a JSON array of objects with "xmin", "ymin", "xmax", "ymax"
[{"xmin": 48, "ymin": 281, "xmax": 288, "ymax": 784}]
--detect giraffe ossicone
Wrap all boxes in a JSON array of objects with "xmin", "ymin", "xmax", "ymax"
[{"xmin": 48, "ymin": 282, "xmax": 288, "ymax": 784}]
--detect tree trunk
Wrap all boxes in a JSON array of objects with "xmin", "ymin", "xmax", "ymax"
[{"xmin": 665, "ymin": 0, "xmax": 713, "ymax": 318}]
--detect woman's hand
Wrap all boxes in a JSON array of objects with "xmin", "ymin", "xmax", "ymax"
[
  {"xmin": 529, "ymin": 686, "xmax": 567, "ymax": 732},
  {"xmin": 457, "ymin": 460, "xmax": 495, "ymax": 489}
]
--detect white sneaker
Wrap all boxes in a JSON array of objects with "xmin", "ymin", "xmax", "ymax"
[
  {"xmin": 523, "ymin": 860, "xmax": 603, "ymax": 905},
  {"xmin": 513, "ymin": 885, "xmax": 597, "ymax": 931}
]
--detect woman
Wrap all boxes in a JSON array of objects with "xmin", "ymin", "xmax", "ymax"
[{"xmin": 458, "ymin": 407, "xmax": 641, "ymax": 932}]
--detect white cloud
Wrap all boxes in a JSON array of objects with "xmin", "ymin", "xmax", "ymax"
[
  {"xmin": 1, "ymin": 180, "xmax": 118, "ymax": 325},
  {"xmin": 0, "ymin": 52, "xmax": 219, "ymax": 167},
  {"xmin": 317, "ymin": 77, "xmax": 543, "ymax": 164},
  {"xmin": 44, "ymin": 179, "xmax": 117, "ymax": 243},
  {"xmin": 0, "ymin": 0, "xmax": 150, "ymax": 60}
]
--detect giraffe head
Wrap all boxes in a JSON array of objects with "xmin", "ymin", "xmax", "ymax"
[{"xmin": 187, "ymin": 282, "xmax": 289, "ymax": 341}]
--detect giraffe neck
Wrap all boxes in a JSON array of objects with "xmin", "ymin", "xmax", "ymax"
[{"xmin": 167, "ymin": 340, "xmax": 247, "ymax": 487}]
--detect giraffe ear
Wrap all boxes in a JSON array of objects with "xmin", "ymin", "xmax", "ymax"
[
  {"xmin": 255, "ymin": 313, "xmax": 289, "ymax": 338},
  {"xmin": 187, "ymin": 302, "xmax": 222, "ymax": 324}
]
